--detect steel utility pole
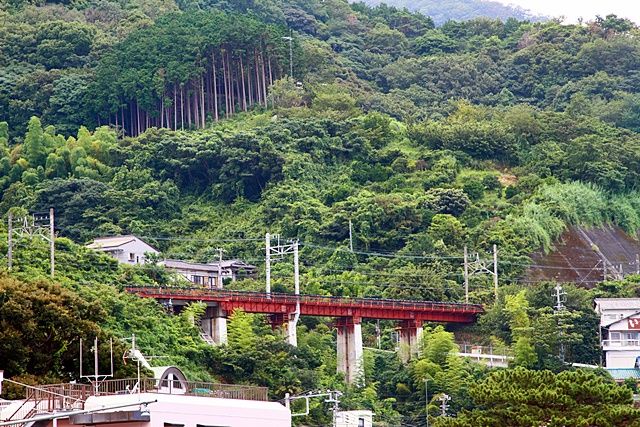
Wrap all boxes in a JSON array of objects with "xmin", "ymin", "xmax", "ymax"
[
  {"xmin": 7, "ymin": 209, "xmax": 55, "ymax": 277},
  {"xmin": 49, "ymin": 208, "xmax": 55, "ymax": 278},
  {"xmin": 493, "ymin": 244, "xmax": 498, "ymax": 299},
  {"xmin": 348, "ymin": 218, "xmax": 354, "ymax": 252},
  {"xmin": 425, "ymin": 378, "xmax": 430, "ymax": 427},
  {"xmin": 265, "ymin": 233, "xmax": 271, "ymax": 295},
  {"xmin": 553, "ymin": 284, "xmax": 567, "ymax": 363},
  {"xmin": 215, "ymin": 247, "xmax": 225, "ymax": 289},
  {"xmin": 464, "ymin": 245, "xmax": 499, "ymax": 302},
  {"xmin": 463, "ymin": 245, "xmax": 469, "ymax": 303},
  {"xmin": 7, "ymin": 212, "xmax": 12, "ymax": 270},
  {"xmin": 282, "ymin": 30, "xmax": 293, "ymax": 79},
  {"xmin": 439, "ymin": 394, "xmax": 450, "ymax": 417}
]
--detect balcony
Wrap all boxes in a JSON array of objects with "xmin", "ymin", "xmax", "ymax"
[{"xmin": 602, "ymin": 339, "xmax": 640, "ymax": 349}]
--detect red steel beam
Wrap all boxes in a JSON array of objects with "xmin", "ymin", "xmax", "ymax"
[{"xmin": 126, "ymin": 287, "xmax": 483, "ymax": 323}]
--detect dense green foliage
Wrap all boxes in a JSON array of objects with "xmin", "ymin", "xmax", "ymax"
[
  {"xmin": 357, "ymin": 0, "xmax": 544, "ymax": 25},
  {"xmin": 436, "ymin": 368, "xmax": 640, "ymax": 426},
  {"xmin": 2, "ymin": 0, "xmax": 640, "ymax": 425}
]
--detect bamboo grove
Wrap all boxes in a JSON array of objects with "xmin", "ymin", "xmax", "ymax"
[{"xmin": 91, "ymin": 12, "xmax": 292, "ymax": 136}]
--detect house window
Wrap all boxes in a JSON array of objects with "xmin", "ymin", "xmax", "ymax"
[
  {"xmin": 129, "ymin": 252, "xmax": 135, "ymax": 261},
  {"xmin": 164, "ymin": 423, "xmax": 184, "ymax": 427},
  {"xmin": 610, "ymin": 332, "xmax": 621, "ymax": 341},
  {"xmin": 193, "ymin": 275, "xmax": 203, "ymax": 285},
  {"xmin": 358, "ymin": 418, "xmax": 365, "ymax": 427}
]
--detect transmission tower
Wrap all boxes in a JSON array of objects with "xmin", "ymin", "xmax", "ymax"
[
  {"xmin": 463, "ymin": 244, "xmax": 499, "ymax": 302},
  {"xmin": 553, "ymin": 284, "xmax": 567, "ymax": 363},
  {"xmin": 7, "ymin": 208, "xmax": 55, "ymax": 277},
  {"xmin": 265, "ymin": 233, "xmax": 300, "ymax": 345}
]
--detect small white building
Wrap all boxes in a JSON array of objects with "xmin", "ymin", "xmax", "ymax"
[
  {"xmin": 162, "ymin": 259, "xmax": 257, "ymax": 287},
  {"xmin": 86, "ymin": 235, "xmax": 159, "ymax": 265},
  {"xmin": 595, "ymin": 298, "xmax": 640, "ymax": 368},
  {"xmin": 335, "ymin": 410, "xmax": 373, "ymax": 427}
]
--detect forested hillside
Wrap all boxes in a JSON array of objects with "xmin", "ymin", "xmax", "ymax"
[
  {"xmin": 2, "ymin": 0, "xmax": 640, "ymax": 425},
  {"xmin": 356, "ymin": 0, "xmax": 544, "ymax": 25}
]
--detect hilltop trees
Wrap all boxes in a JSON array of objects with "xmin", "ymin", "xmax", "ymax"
[{"xmin": 91, "ymin": 12, "xmax": 291, "ymax": 136}]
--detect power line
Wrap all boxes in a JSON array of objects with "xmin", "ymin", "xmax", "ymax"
[{"xmin": 301, "ymin": 242, "xmax": 464, "ymax": 260}]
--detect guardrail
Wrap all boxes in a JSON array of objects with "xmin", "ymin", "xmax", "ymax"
[
  {"xmin": 456, "ymin": 343, "xmax": 513, "ymax": 357},
  {"xmin": 126, "ymin": 286, "xmax": 484, "ymax": 313}
]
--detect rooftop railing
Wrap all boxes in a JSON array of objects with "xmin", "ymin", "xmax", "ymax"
[{"xmin": 94, "ymin": 378, "xmax": 268, "ymax": 401}]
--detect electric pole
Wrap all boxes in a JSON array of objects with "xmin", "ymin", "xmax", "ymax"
[
  {"xmin": 553, "ymin": 284, "xmax": 567, "ymax": 363},
  {"xmin": 463, "ymin": 245, "xmax": 469, "ymax": 303},
  {"xmin": 7, "ymin": 212, "xmax": 12, "ymax": 270},
  {"xmin": 438, "ymin": 394, "xmax": 450, "ymax": 417},
  {"xmin": 215, "ymin": 247, "xmax": 225, "ymax": 289},
  {"xmin": 464, "ymin": 245, "xmax": 499, "ymax": 302},
  {"xmin": 281, "ymin": 30, "xmax": 293, "ymax": 79},
  {"xmin": 265, "ymin": 234, "xmax": 301, "ymax": 345},
  {"xmin": 348, "ymin": 218, "xmax": 353, "ymax": 252},
  {"xmin": 425, "ymin": 378, "xmax": 430, "ymax": 427},
  {"xmin": 49, "ymin": 208, "xmax": 55, "ymax": 278},
  {"xmin": 265, "ymin": 233, "xmax": 271, "ymax": 295},
  {"xmin": 7, "ymin": 209, "xmax": 55, "ymax": 277},
  {"xmin": 493, "ymin": 244, "xmax": 498, "ymax": 299}
]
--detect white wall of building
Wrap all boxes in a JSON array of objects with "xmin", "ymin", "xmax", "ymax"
[
  {"xmin": 595, "ymin": 298, "xmax": 640, "ymax": 368},
  {"xmin": 112, "ymin": 240, "xmax": 157, "ymax": 265},
  {"xmin": 336, "ymin": 410, "xmax": 373, "ymax": 427},
  {"xmin": 82, "ymin": 393, "xmax": 291, "ymax": 427}
]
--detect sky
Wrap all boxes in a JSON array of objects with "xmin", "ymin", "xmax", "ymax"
[{"xmin": 494, "ymin": 0, "xmax": 640, "ymax": 24}]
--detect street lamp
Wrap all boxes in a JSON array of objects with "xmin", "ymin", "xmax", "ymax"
[
  {"xmin": 425, "ymin": 378, "xmax": 430, "ymax": 427},
  {"xmin": 281, "ymin": 29, "xmax": 293, "ymax": 79}
]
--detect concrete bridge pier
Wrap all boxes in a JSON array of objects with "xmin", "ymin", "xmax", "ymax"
[
  {"xmin": 201, "ymin": 306, "xmax": 228, "ymax": 345},
  {"xmin": 398, "ymin": 320, "xmax": 423, "ymax": 363},
  {"xmin": 336, "ymin": 316, "xmax": 364, "ymax": 385},
  {"xmin": 269, "ymin": 313, "xmax": 298, "ymax": 346}
]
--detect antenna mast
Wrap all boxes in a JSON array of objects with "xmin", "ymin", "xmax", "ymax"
[{"xmin": 80, "ymin": 337, "xmax": 114, "ymax": 395}]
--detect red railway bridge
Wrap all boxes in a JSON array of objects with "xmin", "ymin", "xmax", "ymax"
[{"xmin": 126, "ymin": 286, "xmax": 484, "ymax": 384}]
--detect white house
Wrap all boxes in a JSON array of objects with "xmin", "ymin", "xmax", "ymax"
[
  {"xmin": 86, "ymin": 235, "xmax": 159, "ymax": 265},
  {"xmin": 162, "ymin": 259, "xmax": 257, "ymax": 287},
  {"xmin": 336, "ymin": 410, "xmax": 374, "ymax": 427},
  {"xmin": 594, "ymin": 298, "xmax": 640, "ymax": 369}
]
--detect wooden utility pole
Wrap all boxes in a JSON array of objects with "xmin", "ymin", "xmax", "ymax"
[{"xmin": 348, "ymin": 219, "xmax": 353, "ymax": 252}]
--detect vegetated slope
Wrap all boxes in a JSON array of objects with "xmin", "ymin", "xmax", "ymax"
[
  {"xmin": 355, "ymin": 0, "xmax": 545, "ymax": 25},
  {"xmin": 2, "ymin": 0, "xmax": 640, "ymax": 425}
]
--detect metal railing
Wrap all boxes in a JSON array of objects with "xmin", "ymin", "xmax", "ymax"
[
  {"xmin": 1, "ymin": 383, "xmax": 87, "ymax": 423},
  {"xmin": 456, "ymin": 343, "xmax": 513, "ymax": 357},
  {"xmin": 126, "ymin": 286, "xmax": 484, "ymax": 313},
  {"xmin": 1, "ymin": 378, "xmax": 267, "ymax": 423},
  {"xmin": 95, "ymin": 378, "xmax": 268, "ymax": 401},
  {"xmin": 602, "ymin": 339, "xmax": 640, "ymax": 347}
]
